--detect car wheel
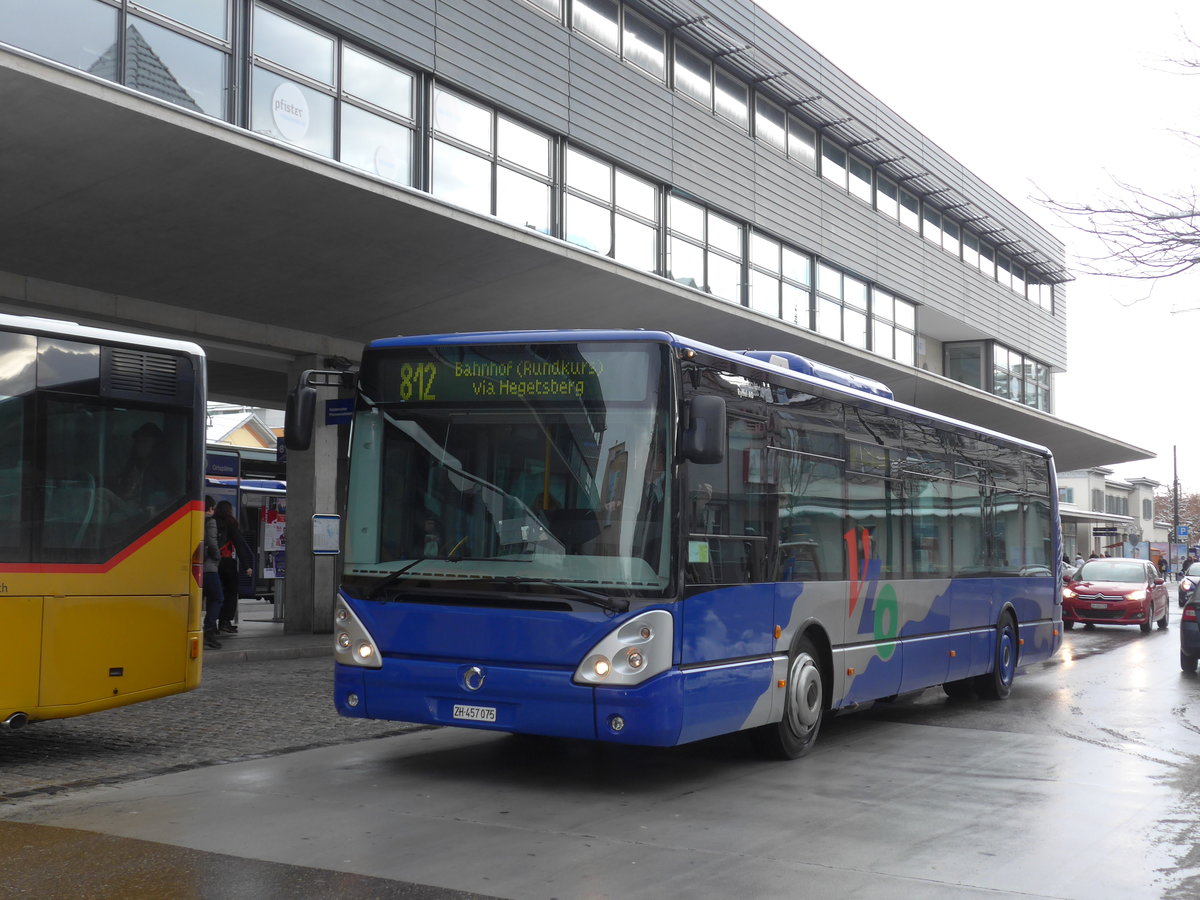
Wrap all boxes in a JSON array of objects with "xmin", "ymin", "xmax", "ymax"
[
  {"xmin": 1182, "ymin": 650, "xmax": 1198, "ymax": 674},
  {"xmin": 752, "ymin": 635, "xmax": 825, "ymax": 759},
  {"xmin": 975, "ymin": 613, "xmax": 1017, "ymax": 700},
  {"xmin": 1140, "ymin": 604, "xmax": 1152, "ymax": 633},
  {"xmin": 1157, "ymin": 606, "xmax": 1169, "ymax": 629},
  {"xmin": 1063, "ymin": 619, "xmax": 1075, "ymax": 630}
]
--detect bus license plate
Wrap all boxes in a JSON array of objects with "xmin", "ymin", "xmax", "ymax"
[{"xmin": 453, "ymin": 704, "xmax": 497, "ymax": 722}]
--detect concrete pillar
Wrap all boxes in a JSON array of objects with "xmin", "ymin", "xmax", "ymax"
[{"xmin": 283, "ymin": 355, "xmax": 348, "ymax": 634}]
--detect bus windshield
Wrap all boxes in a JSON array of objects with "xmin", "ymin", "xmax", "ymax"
[{"xmin": 344, "ymin": 341, "xmax": 673, "ymax": 597}]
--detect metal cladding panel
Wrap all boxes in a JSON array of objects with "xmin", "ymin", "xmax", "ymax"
[
  {"xmin": 288, "ymin": 0, "xmax": 435, "ymax": 69},
  {"xmin": 668, "ymin": 104, "xmax": 759, "ymax": 222},
  {"xmin": 434, "ymin": 0, "xmax": 570, "ymax": 133},
  {"xmin": 566, "ymin": 40, "xmax": 673, "ymax": 178}
]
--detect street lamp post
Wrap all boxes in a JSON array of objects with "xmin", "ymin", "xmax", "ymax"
[{"xmin": 1172, "ymin": 445, "xmax": 1180, "ymax": 580}]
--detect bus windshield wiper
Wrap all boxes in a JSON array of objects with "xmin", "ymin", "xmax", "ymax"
[
  {"xmin": 366, "ymin": 537, "xmax": 468, "ymax": 601},
  {"xmin": 487, "ymin": 576, "xmax": 629, "ymax": 613}
]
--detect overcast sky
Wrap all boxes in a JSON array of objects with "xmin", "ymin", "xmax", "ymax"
[{"xmin": 754, "ymin": 0, "xmax": 1200, "ymax": 492}]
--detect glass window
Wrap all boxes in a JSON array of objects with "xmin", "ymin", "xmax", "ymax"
[
  {"xmin": 432, "ymin": 88, "xmax": 492, "ymax": 152},
  {"xmin": 0, "ymin": 0, "xmax": 119, "ymax": 79},
  {"xmin": 126, "ymin": 16, "xmax": 228, "ymax": 118},
  {"xmin": 523, "ymin": 0, "xmax": 561, "ymax": 15},
  {"xmin": 44, "ymin": 401, "xmax": 191, "ymax": 562},
  {"xmin": 614, "ymin": 215, "xmax": 657, "ymax": 272},
  {"xmin": 135, "ymin": 0, "xmax": 228, "ymax": 39},
  {"xmin": 707, "ymin": 253, "xmax": 741, "ymax": 303},
  {"xmin": 497, "ymin": 167, "xmax": 551, "ymax": 233},
  {"xmin": 669, "ymin": 194, "xmax": 704, "ymax": 240},
  {"xmin": 713, "ymin": 68, "xmax": 748, "ymax": 128},
  {"xmin": 253, "ymin": 5, "xmax": 334, "ymax": 86},
  {"xmin": 876, "ymin": 174, "xmax": 899, "ymax": 219},
  {"xmin": 499, "ymin": 117, "xmax": 550, "ymax": 176},
  {"xmin": 894, "ymin": 296, "xmax": 915, "ymax": 330},
  {"xmin": 899, "ymin": 188, "xmax": 920, "ymax": 231},
  {"xmin": 707, "ymin": 211, "xmax": 741, "ymax": 256},
  {"xmin": 1012, "ymin": 263, "xmax": 1026, "ymax": 297},
  {"xmin": 844, "ymin": 275, "xmax": 867, "ymax": 310},
  {"xmin": 848, "ymin": 156, "xmax": 872, "ymax": 203},
  {"xmin": 816, "ymin": 262, "xmax": 841, "ymax": 299},
  {"xmin": 622, "ymin": 9, "xmax": 664, "ymax": 80},
  {"xmin": 821, "ymin": 139, "xmax": 847, "ymax": 189},
  {"xmin": 922, "ymin": 206, "xmax": 941, "ymax": 246},
  {"xmin": 962, "ymin": 230, "xmax": 980, "ymax": 268},
  {"xmin": 674, "ymin": 42, "xmax": 711, "ymax": 107},
  {"xmin": 668, "ymin": 235, "xmax": 704, "ymax": 288},
  {"xmin": 788, "ymin": 116, "xmax": 817, "ymax": 169},
  {"xmin": 782, "ymin": 247, "xmax": 810, "ymax": 286},
  {"xmin": 945, "ymin": 342, "xmax": 984, "ymax": 390},
  {"xmin": 997, "ymin": 254, "xmax": 1012, "ymax": 289},
  {"xmin": 430, "ymin": 140, "xmax": 492, "ymax": 214},
  {"xmin": 844, "ymin": 307, "xmax": 867, "ymax": 348},
  {"xmin": 749, "ymin": 268, "xmax": 780, "ymax": 316},
  {"xmin": 781, "ymin": 282, "xmax": 808, "ymax": 327},
  {"xmin": 573, "ymin": 0, "xmax": 618, "ymax": 51},
  {"xmin": 872, "ymin": 318, "xmax": 894, "ymax": 358},
  {"xmin": 340, "ymin": 104, "xmax": 412, "ymax": 185},
  {"xmin": 565, "ymin": 193, "xmax": 612, "ymax": 253},
  {"xmin": 615, "ymin": 170, "xmax": 656, "ymax": 219},
  {"xmin": 941, "ymin": 219, "xmax": 961, "ymax": 258},
  {"xmin": 978, "ymin": 240, "xmax": 996, "ymax": 278},
  {"xmin": 343, "ymin": 47, "xmax": 412, "ymax": 119},
  {"xmin": 750, "ymin": 232, "xmax": 780, "ymax": 273},
  {"xmin": 756, "ymin": 96, "xmax": 786, "ymax": 151},
  {"xmin": 816, "ymin": 296, "xmax": 841, "ymax": 339},
  {"xmin": 566, "ymin": 148, "xmax": 612, "ymax": 202},
  {"xmin": 250, "ymin": 68, "xmax": 334, "ymax": 156}
]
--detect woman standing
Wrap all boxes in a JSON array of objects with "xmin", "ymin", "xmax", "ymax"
[{"xmin": 214, "ymin": 500, "xmax": 255, "ymax": 634}]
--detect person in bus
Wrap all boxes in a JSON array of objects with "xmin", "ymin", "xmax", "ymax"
[
  {"xmin": 202, "ymin": 495, "xmax": 224, "ymax": 650},
  {"xmin": 111, "ymin": 421, "xmax": 173, "ymax": 513},
  {"xmin": 214, "ymin": 500, "xmax": 255, "ymax": 635}
]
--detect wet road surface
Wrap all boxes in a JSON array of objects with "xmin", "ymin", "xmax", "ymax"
[{"xmin": 2, "ymin": 622, "xmax": 1198, "ymax": 899}]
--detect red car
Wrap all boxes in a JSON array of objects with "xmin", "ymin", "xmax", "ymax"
[{"xmin": 1062, "ymin": 557, "xmax": 1170, "ymax": 633}]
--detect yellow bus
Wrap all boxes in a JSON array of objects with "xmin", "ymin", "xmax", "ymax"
[{"xmin": 0, "ymin": 314, "xmax": 207, "ymax": 728}]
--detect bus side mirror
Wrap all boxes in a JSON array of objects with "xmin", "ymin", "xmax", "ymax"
[
  {"xmin": 285, "ymin": 368, "xmax": 358, "ymax": 451},
  {"xmin": 680, "ymin": 395, "xmax": 726, "ymax": 464},
  {"xmin": 284, "ymin": 378, "xmax": 317, "ymax": 452}
]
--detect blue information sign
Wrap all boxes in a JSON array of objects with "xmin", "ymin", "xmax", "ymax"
[{"xmin": 325, "ymin": 397, "xmax": 355, "ymax": 425}]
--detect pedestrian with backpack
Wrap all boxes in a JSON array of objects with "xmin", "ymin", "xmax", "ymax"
[{"xmin": 214, "ymin": 499, "xmax": 255, "ymax": 635}]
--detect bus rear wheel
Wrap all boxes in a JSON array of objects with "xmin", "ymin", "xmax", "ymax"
[
  {"xmin": 753, "ymin": 635, "xmax": 824, "ymax": 759},
  {"xmin": 975, "ymin": 613, "xmax": 1017, "ymax": 700}
]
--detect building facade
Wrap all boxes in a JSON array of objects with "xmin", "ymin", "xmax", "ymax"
[{"xmin": 0, "ymin": 0, "xmax": 1150, "ymax": 629}]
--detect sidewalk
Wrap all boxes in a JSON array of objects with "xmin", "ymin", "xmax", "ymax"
[{"xmin": 203, "ymin": 597, "xmax": 333, "ymax": 666}]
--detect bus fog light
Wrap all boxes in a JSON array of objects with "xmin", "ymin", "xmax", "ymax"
[
  {"xmin": 346, "ymin": 692, "xmax": 360, "ymax": 708},
  {"xmin": 337, "ymin": 632, "xmax": 352, "ymax": 649},
  {"xmin": 594, "ymin": 656, "xmax": 611, "ymax": 677},
  {"xmin": 626, "ymin": 649, "xmax": 644, "ymax": 669},
  {"xmin": 608, "ymin": 715, "xmax": 625, "ymax": 732},
  {"xmin": 356, "ymin": 641, "xmax": 375, "ymax": 660}
]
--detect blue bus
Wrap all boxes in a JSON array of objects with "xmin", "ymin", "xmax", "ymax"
[{"xmin": 287, "ymin": 330, "xmax": 1062, "ymax": 758}]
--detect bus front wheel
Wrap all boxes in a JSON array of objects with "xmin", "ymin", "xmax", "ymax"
[
  {"xmin": 975, "ymin": 613, "xmax": 1017, "ymax": 700},
  {"xmin": 753, "ymin": 635, "xmax": 825, "ymax": 759}
]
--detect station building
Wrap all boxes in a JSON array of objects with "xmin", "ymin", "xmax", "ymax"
[{"xmin": 0, "ymin": 0, "xmax": 1149, "ymax": 631}]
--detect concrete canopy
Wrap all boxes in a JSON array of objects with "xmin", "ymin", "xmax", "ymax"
[{"xmin": 0, "ymin": 48, "xmax": 1150, "ymax": 473}]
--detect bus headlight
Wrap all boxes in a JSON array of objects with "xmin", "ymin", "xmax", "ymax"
[
  {"xmin": 333, "ymin": 599, "xmax": 382, "ymax": 669},
  {"xmin": 573, "ymin": 610, "xmax": 672, "ymax": 686}
]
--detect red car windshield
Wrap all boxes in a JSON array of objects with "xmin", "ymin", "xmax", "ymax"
[{"xmin": 1075, "ymin": 561, "xmax": 1147, "ymax": 584}]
